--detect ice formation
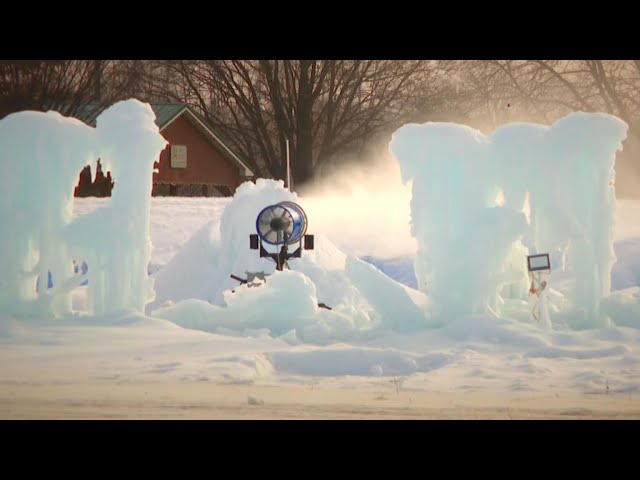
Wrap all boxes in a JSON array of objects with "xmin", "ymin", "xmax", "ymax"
[
  {"xmin": 65, "ymin": 102, "xmax": 167, "ymax": 314},
  {"xmin": 390, "ymin": 112, "xmax": 628, "ymax": 327},
  {"xmin": 0, "ymin": 100, "xmax": 167, "ymax": 317},
  {"xmin": 1, "ymin": 101, "xmax": 632, "ymax": 338}
]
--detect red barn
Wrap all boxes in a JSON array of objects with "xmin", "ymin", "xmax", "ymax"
[{"xmin": 74, "ymin": 103, "xmax": 254, "ymax": 196}]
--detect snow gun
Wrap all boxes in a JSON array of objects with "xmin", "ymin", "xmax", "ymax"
[{"xmin": 229, "ymin": 201, "xmax": 330, "ymax": 309}]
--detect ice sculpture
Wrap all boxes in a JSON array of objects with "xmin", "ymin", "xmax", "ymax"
[
  {"xmin": 0, "ymin": 100, "xmax": 167, "ymax": 317},
  {"xmin": 390, "ymin": 113, "xmax": 628, "ymax": 326}
]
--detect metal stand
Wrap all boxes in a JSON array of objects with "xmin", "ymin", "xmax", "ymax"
[
  {"xmin": 530, "ymin": 270, "xmax": 551, "ymax": 330},
  {"xmin": 259, "ymin": 240, "xmax": 302, "ymax": 271}
]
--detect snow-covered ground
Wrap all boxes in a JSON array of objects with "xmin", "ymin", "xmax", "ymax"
[{"xmin": 2, "ymin": 195, "xmax": 639, "ymax": 419}]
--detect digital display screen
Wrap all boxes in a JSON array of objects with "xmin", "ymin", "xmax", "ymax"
[{"xmin": 527, "ymin": 254, "xmax": 550, "ymax": 272}]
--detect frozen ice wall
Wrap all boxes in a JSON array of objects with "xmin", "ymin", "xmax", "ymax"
[
  {"xmin": 389, "ymin": 123, "xmax": 532, "ymax": 320},
  {"xmin": 0, "ymin": 111, "xmax": 98, "ymax": 316},
  {"xmin": 65, "ymin": 101, "xmax": 167, "ymax": 315},
  {"xmin": 390, "ymin": 113, "xmax": 627, "ymax": 326},
  {"xmin": 0, "ymin": 100, "xmax": 167, "ymax": 317},
  {"xmin": 534, "ymin": 114, "xmax": 627, "ymax": 326}
]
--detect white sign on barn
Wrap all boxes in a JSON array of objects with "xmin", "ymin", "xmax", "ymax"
[{"xmin": 170, "ymin": 145, "xmax": 187, "ymax": 168}]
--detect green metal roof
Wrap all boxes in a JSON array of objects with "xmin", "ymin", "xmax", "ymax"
[
  {"xmin": 148, "ymin": 103, "xmax": 188, "ymax": 129},
  {"xmin": 73, "ymin": 102, "xmax": 186, "ymax": 129}
]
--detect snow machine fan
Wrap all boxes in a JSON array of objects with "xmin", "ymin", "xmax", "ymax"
[
  {"xmin": 256, "ymin": 201, "xmax": 308, "ymax": 246},
  {"xmin": 232, "ymin": 201, "xmax": 329, "ymax": 309},
  {"xmin": 246, "ymin": 201, "xmax": 315, "ymax": 270}
]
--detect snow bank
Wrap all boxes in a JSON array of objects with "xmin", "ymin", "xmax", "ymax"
[
  {"xmin": 268, "ymin": 346, "xmax": 459, "ymax": 377},
  {"xmin": 151, "ymin": 179, "xmax": 430, "ymax": 342}
]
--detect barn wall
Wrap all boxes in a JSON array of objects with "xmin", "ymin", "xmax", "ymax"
[{"xmin": 153, "ymin": 114, "xmax": 241, "ymax": 192}]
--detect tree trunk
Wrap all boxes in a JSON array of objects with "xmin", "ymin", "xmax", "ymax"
[
  {"xmin": 294, "ymin": 61, "xmax": 314, "ymax": 187},
  {"xmin": 92, "ymin": 60, "xmax": 103, "ymax": 103}
]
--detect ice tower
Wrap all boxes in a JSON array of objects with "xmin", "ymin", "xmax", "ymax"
[
  {"xmin": 0, "ymin": 100, "xmax": 167, "ymax": 318},
  {"xmin": 390, "ymin": 112, "xmax": 627, "ymax": 327}
]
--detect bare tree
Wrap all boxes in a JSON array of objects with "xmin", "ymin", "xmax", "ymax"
[
  {"xmin": 0, "ymin": 60, "xmax": 140, "ymax": 120},
  {"xmin": 450, "ymin": 60, "xmax": 640, "ymax": 139},
  {"xmin": 149, "ymin": 60, "xmax": 434, "ymax": 186},
  {"xmin": 439, "ymin": 60, "xmax": 640, "ymax": 195}
]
